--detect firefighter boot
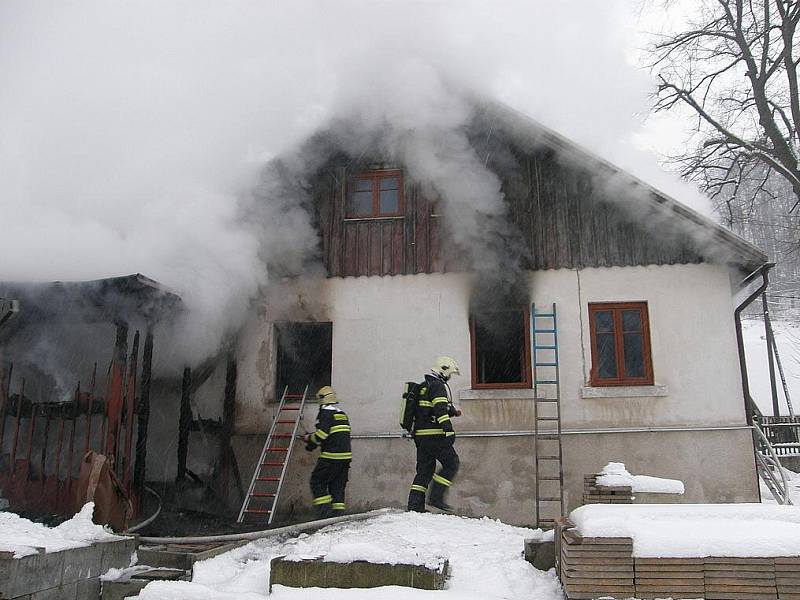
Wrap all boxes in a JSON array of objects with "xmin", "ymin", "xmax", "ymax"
[
  {"xmin": 316, "ymin": 503, "xmax": 333, "ymax": 519},
  {"xmin": 427, "ymin": 482, "xmax": 453, "ymax": 513},
  {"xmin": 407, "ymin": 487, "xmax": 428, "ymax": 512}
]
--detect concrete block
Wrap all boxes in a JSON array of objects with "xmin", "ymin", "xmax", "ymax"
[
  {"xmin": 76, "ymin": 577, "xmax": 101, "ymax": 600},
  {"xmin": 61, "ymin": 544, "xmax": 103, "ymax": 584},
  {"xmin": 99, "ymin": 538, "xmax": 136, "ymax": 574},
  {"xmin": 524, "ymin": 539, "xmax": 556, "ymax": 571},
  {"xmin": 0, "ymin": 549, "xmax": 64, "ymax": 598},
  {"xmin": 269, "ymin": 556, "xmax": 448, "ymax": 591},
  {"xmin": 100, "ymin": 579, "xmax": 149, "ymax": 600},
  {"xmin": 29, "ymin": 581, "xmax": 77, "ymax": 600},
  {"xmin": 136, "ymin": 542, "xmax": 240, "ymax": 572}
]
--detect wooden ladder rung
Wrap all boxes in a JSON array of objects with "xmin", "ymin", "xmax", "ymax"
[
  {"xmin": 266, "ymin": 447, "xmax": 289, "ymax": 451},
  {"xmin": 250, "ymin": 492, "xmax": 276, "ymax": 497},
  {"xmin": 536, "ymin": 416, "xmax": 559, "ymax": 421},
  {"xmin": 537, "ymin": 455, "xmax": 561, "ymax": 460},
  {"xmin": 262, "ymin": 461, "xmax": 284, "ymax": 467},
  {"xmin": 276, "ymin": 420, "xmax": 296, "ymax": 424},
  {"xmin": 538, "ymin": 497, "xmax": 562, "ymax": 502},
  {"xmin": 256, "ymin": 476, "xmax": 280, "ymax": 482}
]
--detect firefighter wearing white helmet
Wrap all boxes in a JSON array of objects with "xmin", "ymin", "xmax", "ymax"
[
  {"xmin": 407, "ymin": 356, "xmax": 462, "ymax": 513},
  {"xmin": 304, "ymin": 386, "xmax": 352, "ymax": 518}
]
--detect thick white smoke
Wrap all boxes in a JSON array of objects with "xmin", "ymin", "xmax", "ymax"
[{"xmin": 0, "ymin": 0, "xmax": 711, "ymax": 364}]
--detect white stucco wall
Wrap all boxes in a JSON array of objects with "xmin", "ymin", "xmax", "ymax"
[
  {"xmin": 252, "ymin": 263, "xmax": 746, "ymax": 434},
  {"xmin": 227, "ymin": 262, "xmax": 757, "ymax": 522}
]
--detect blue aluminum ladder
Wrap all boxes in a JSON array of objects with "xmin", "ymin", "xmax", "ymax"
[
  {"xmin": 531, "ymin": 303, "xmax": 565, "ymax": 528},
  {"xmin": 237, "ymin": 385, "xmax": 308, "ymax": 524}
]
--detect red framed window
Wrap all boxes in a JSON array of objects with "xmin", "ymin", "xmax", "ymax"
[
  {"xmin": 347, "ymin": 170, "xmax": 404, "ymax": 218},
  {"xmin": 470, "ymin": 309, "xmax": 532, "ymax": 389},
  {"xmin": 588, "ymin": 302, "xmax": 653, "ymax": 386}
]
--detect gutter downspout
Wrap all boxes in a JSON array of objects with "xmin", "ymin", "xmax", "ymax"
[{"xmin": 734, "ymin": 262, "xmax": 774, "ymax": 425}]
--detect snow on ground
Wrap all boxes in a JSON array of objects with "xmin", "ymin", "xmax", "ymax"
[
  {"xmin": 596, "ymin": 462, "xmax": 684, "ymax": 494},
  {"xmin": 743, "ymin": 318, "xmax": 800, "ymax": 416},
  {"xmin": 0, "ymin": 502, "xmax": 123, "ymax": 557},
  {"xmin": 571, "ymin": 503, "xmax": 800, "ymax": 558},
  {"xmin": 133, "ymin": 512, "xmax": 564, "ymax": 600}
]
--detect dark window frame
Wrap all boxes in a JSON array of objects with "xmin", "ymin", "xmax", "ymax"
[
  {"xmin": 469, "ymin": 308, "xmax": 532, "ymax": 390},
  {"xmin": 588, "ymin": 301, "xmax": 654, "ymax": 387},
  {"xmin": 346, "ymin": 169, "xmax": 405, "ymax": 218}
]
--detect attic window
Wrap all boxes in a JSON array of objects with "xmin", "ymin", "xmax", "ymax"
[
  {"xmin": 589, "ymin": 302, "xmax": 654, "ymax": 386},
  {"xmin": 347, "ymin": 170, "xmax": 404, "ymax": 218},
  {"xmin": 470, "ymin": 309, "xmax": 532, "ymax": 389}
]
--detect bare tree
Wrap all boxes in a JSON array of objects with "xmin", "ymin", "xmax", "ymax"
[{"xmin": 652, "ymin": 0, "xmax": 800, "ymax": 208}]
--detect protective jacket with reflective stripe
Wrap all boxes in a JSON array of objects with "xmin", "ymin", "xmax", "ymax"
[
  {"xmin": 412, "ymin": 375, "xmax": 456, "ymax": 438},
  {"xmin": 308, "ymin": 405, "xmax": 352, "ymax": 460}
]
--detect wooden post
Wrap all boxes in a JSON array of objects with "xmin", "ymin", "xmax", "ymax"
[
  {"xmin": 219, "ymin": 354, "xmax": 237, "ymax": 502},
  {"xmin": 122, "ymin": 331, "xmax": 139, "ymax": 492},
  {"xmin": 134, "ymin": 329, "xmax": 153, "ymax": 498},
  {"xmin": 177, "ymin": 367, "xmax": 192, "ymax": 481},
  {"xmin": 105, "ymin": 323, "xmax": 129, "ymax": 460}
]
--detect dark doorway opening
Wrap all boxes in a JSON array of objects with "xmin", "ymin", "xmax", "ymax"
[{"xmin": 275, "ymin": 322, "xmax": 333, "ymax": 398}]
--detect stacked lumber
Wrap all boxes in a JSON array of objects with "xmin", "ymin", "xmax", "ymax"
[
  {"xmin": 776, "ymin": 557, "xmax": 800, "ymax": 599},
  {"xmin": 582, "ymin": 474, "xmax": 633, "ymax": 505},
  {"xmin": 704, "ymin": 557, "xmax": 777, "ymax": 599},
  {"xmin": 558, "ymin": 521, "xmax": 634, "ymax": 600},
  {"xmin": 634, "ymin": 557, "xmax": 704, "ymax": 599}
]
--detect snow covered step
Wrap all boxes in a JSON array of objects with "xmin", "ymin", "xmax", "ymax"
[{"xmin": 268, "ymin": 555, "xmax": 449, "ymax": 591}]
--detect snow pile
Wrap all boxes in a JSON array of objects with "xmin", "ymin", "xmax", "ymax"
[
  {"xmin": 596, "ymin": 462, "xmax": 684, "ymax": 494},
  {"xmin": 571, "ymin": 503, "xmax": 800, "ymax": 557},
  {"xmin": 133, "ymin": 512, "xmax": 563, "ymax": 600},
  {"xmin": 284, "ymin": 540, "xmax": 446, "ymax": 571},
  {"xmin": 0, "ymin": 502, "xmax": 123, "ymax": 558}
]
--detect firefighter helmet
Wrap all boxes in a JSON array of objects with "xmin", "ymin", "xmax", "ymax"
[
  {"xmin": 316, "ymin": 386, "xmax": 338, "ymax": 404},
  {"xmin": 431, "ymin": 356, "xmax": 460, "ymax": 380}
]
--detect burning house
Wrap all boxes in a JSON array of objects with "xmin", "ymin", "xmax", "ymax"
[
  {"xmin": 225, "ymin": 101, "xmax": 768, "ymax": 527},
  {"xmin": 0, "ymin": 100, "xmax": 770, "ymax": 529}
]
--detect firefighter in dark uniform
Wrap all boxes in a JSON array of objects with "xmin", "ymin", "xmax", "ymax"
[
  {"xmin": 407, "ymin": 356, "xmax": 462, "ymax": 513},
  {"xmin": 304, "ymin": 386, "xmax": 352, "ymax": 518}
]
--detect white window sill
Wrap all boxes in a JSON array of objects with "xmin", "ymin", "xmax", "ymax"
[
  {"xmin": 459, "ymin": 388, "xmax": 540, "ymax": 401},
  {"xmin": 581, "ymin": 384, "xmax": 669, "ymax": 399}
]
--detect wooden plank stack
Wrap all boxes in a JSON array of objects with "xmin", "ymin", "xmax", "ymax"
[
  {"xmin": 774, "ymin": 557, "xmax": 800, "ymax": 600},
  {"xmin": 582, "ymin": 474, "xmax": 633, "ymax": 505},
  {"xmin": 558, "ymin": 518, "xmax": 800, "ymax": 599},
  {"xmin": 557, "ymin": 520, "xmax": 634, "ymax": 600},
  {"xmin": 634, "ymin": 557, "xmax": 705, "ymax": 599},
  {"xmin": 704, "ymin": 557, "xmax": 777, "ymax": 599}
]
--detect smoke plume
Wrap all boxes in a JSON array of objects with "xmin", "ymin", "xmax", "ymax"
[{"xmin": 0, "ymin": 0, "xmax": 712, "ymax": 364}]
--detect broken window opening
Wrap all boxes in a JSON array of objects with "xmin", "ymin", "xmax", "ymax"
[
  {"xmin": 275, "ymin": 322, "xmax": 333, "ymax": 399},
  {"xmin": 470, "ymin": 309, "xmax": 532, "ymax": 389}
]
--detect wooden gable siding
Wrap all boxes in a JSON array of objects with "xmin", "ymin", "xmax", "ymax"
[
  {"xmin": 512, "ymin": 150, "xmax": 705, "ymax": 270},
  {"xmin": 318, "ymin": 168, "xmax": 445, "ymax": 278},
  {"xmin": 315, "ymin": 150, "xmax": 706, "ymax": 279}
]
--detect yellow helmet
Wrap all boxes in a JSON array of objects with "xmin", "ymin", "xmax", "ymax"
[
  {"xmin": 316, "ymin": 386, "xmax": 338, "ymax": 405},
  {"xmin": 432, "ymin": 356, "xmax": 460, "ymax": 380}
]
